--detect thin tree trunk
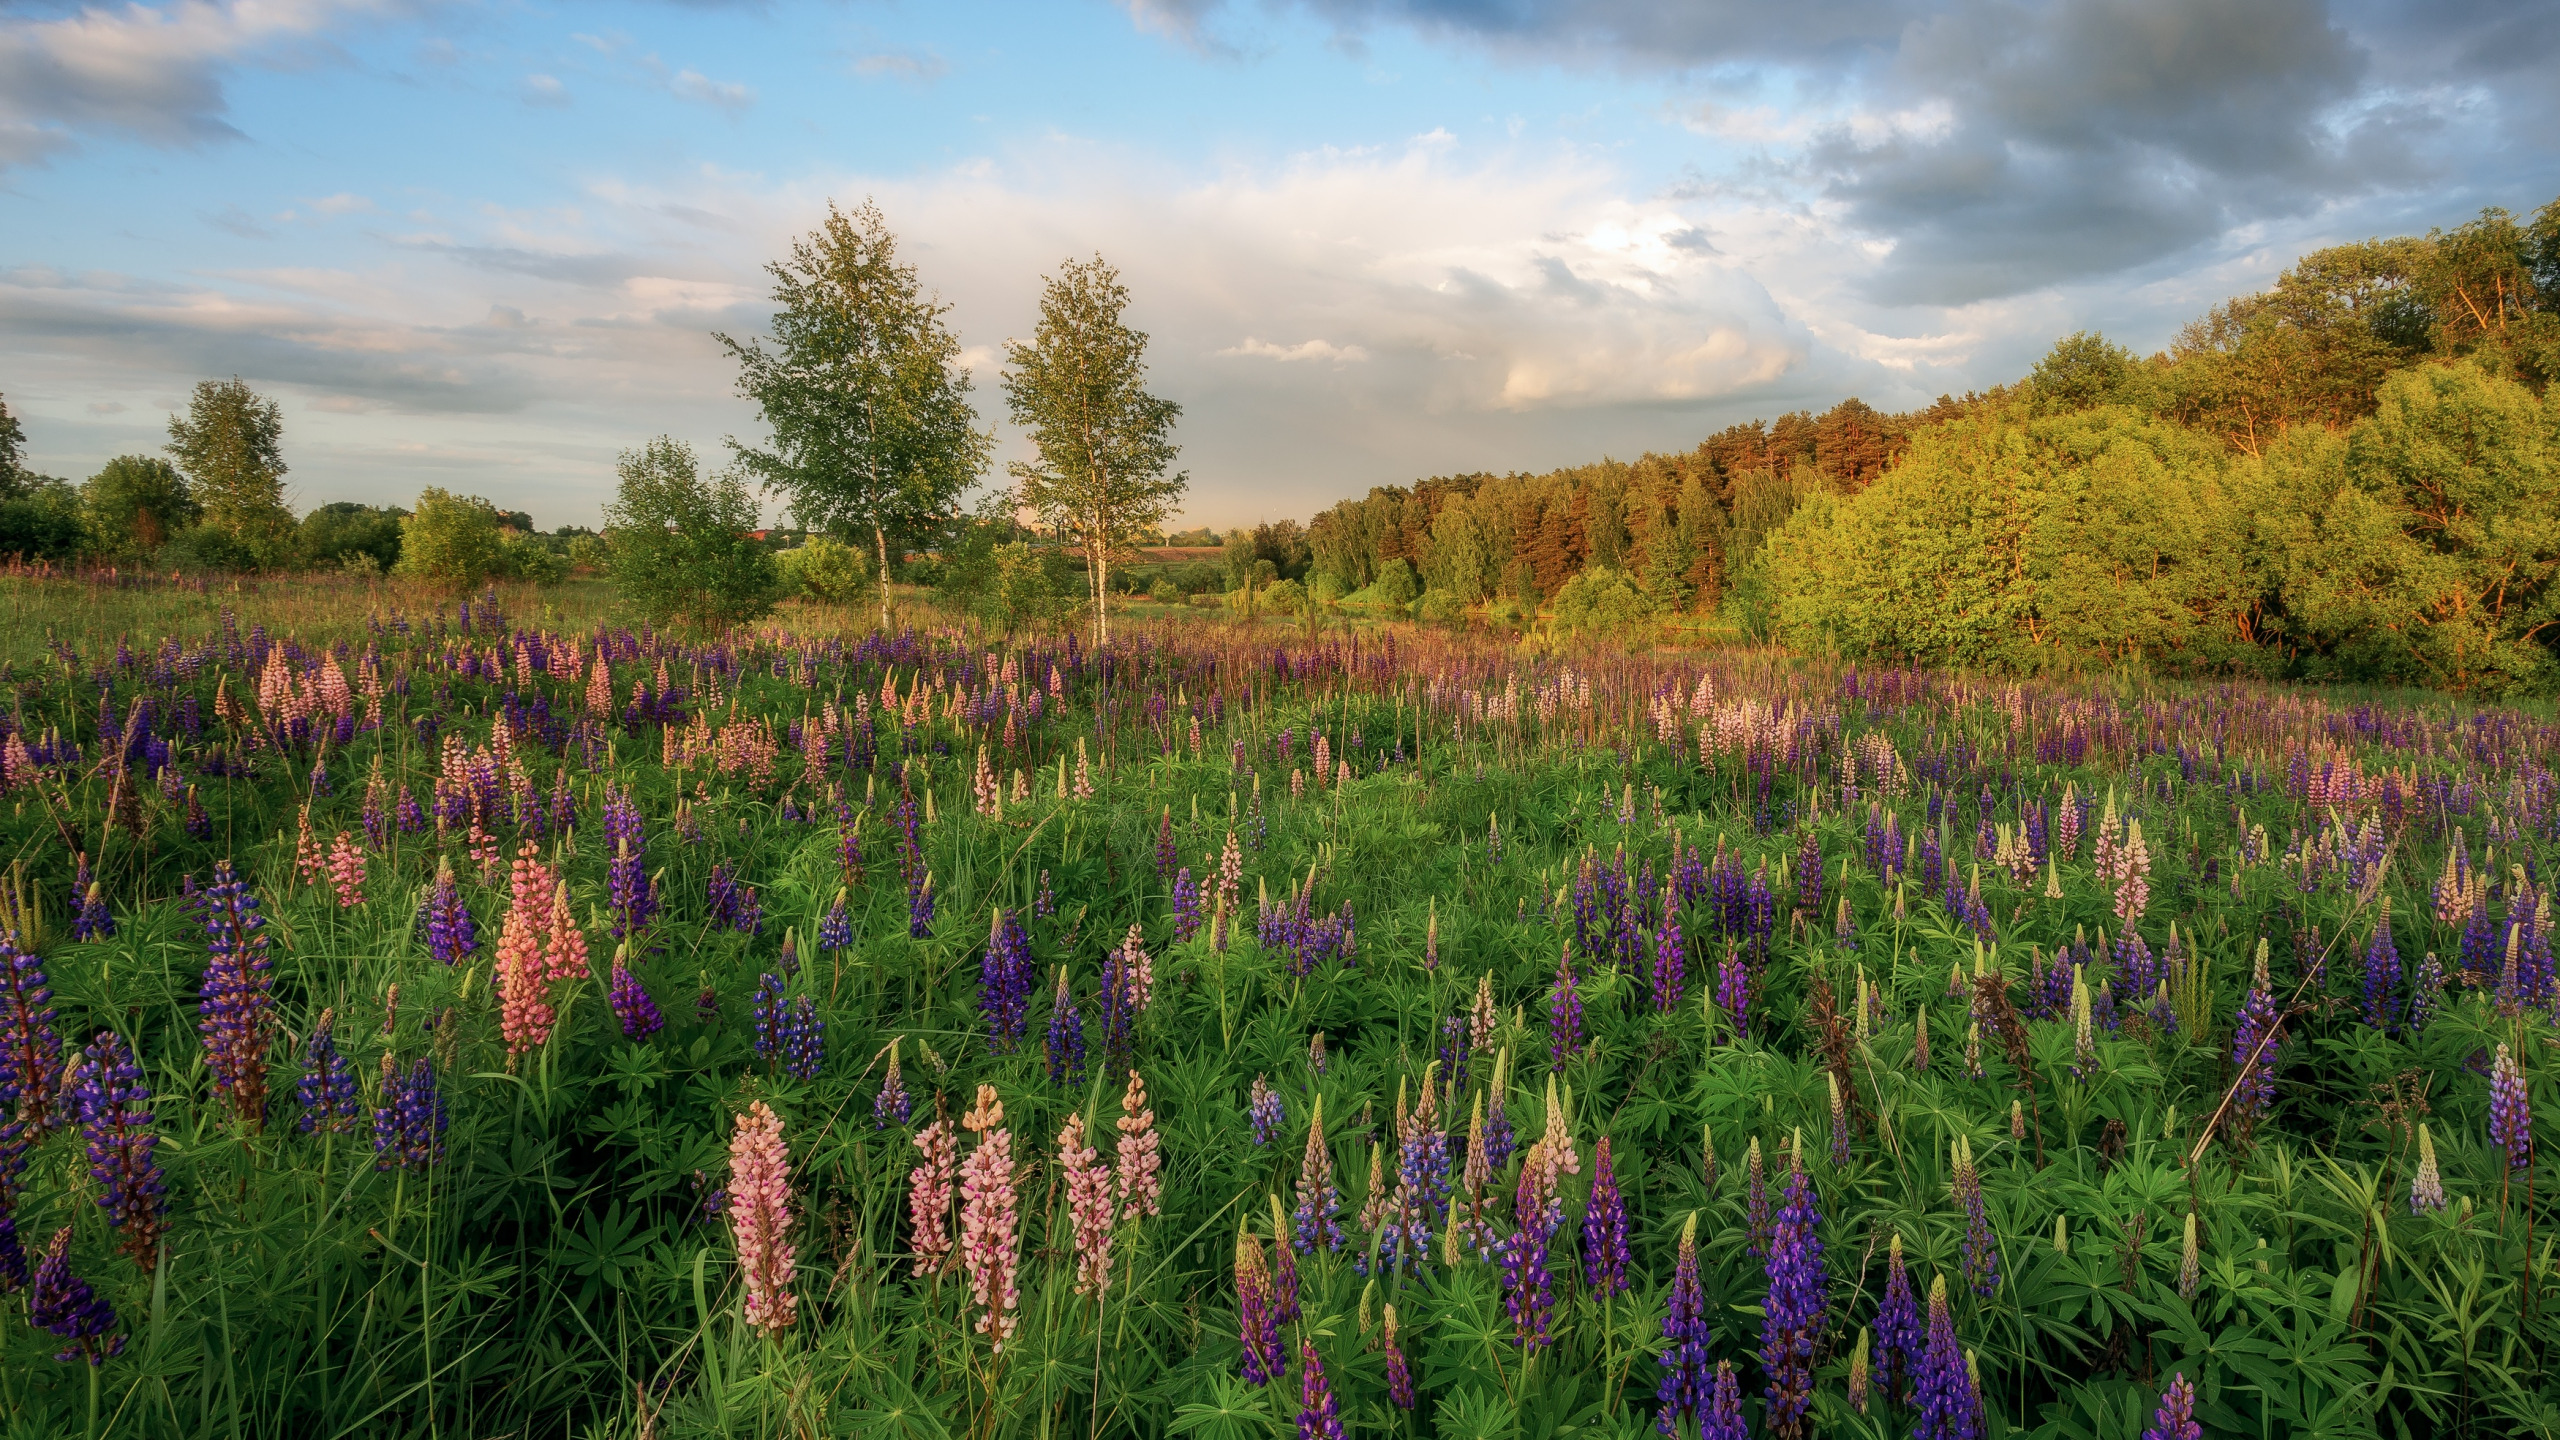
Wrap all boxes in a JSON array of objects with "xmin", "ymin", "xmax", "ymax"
[{"xmin": 876, "ymin": 523, "xmax": 893, "ymax": 632}]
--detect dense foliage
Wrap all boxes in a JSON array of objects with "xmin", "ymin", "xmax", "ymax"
[
  {"xmin": 0, "ymin": 576, "xmax": 2554, "ymax": 1439},
  {"xmin": 1300, "ymin": 196, "xmax": 2560, "ymax": 688}
]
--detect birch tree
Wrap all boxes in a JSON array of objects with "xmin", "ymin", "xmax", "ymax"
[
  {"xmin": 719, "ymin": 201, "xmax": 989, "ymax": 629},
  {"xmin": 1001, "ymin": 256, "xmax": 1185, "ymax": 645}
]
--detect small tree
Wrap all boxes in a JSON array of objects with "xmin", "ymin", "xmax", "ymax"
[
  {"xmin": 167, "ymin": 378, "xmax": 294, "ymax": 562},
  {"xmin": 603, "ymin": 437, "xmax": 783, "ymax": 630},
  {"xmin": 394, "ymin": 488, "xmax": 506, "ymax": 590},
  {"xmin": 1003, "ymin": 255, "xmax": 1186, "ymax": 645},
  {"xmin": 0, "ymin": 391, "xmax": 26, "ymax": 498},
  {"xmin": 778, "ymin": 534, "xmax": 878, "ymax": 607},
  {"xmin": 82, "ymin": 456, "xmax": 200, "ymax": 562},
  {"xmin": 720, "ymin": 201, "xmax": 990, "ymax": 631}
]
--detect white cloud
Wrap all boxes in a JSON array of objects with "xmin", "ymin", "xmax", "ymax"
[
  {"xmin": 307, "ymin": 192, "xmax": 376, "ymax": 216},
  {"xmin": 522, "ymin": 73, "xmax": 569, "ymax": 108},
  {"xmin": 666, "ymin": 67, "xmax": 754, "ymax": 115},
  {"xmin": 1219, "ymin": 337, "xmax": 1371, "ymax": 364}
]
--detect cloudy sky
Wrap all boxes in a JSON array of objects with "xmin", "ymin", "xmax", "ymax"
[{"xmin": 5, "ymin": 0, "xmax": 2555, "ymax": 529}]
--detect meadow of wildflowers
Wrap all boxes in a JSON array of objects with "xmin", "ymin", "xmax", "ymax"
[{"xmin": 0, "ymin": 572, "xmax": 2553, "ymax": 1438}]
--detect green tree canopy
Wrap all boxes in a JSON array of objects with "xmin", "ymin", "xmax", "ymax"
[
  {"xmin": 1003, "ymin": 255, "xmax": 1186, "ymax": 644},
  {"xmin": 719, "ymin": 200, "xmax": 990, "ymax": 630},
  {"xmin": 603, "ymin": 437, "xmax": 783, "ymax": 630},
  {"xmin": 166, "ymin": 378, "xmax": 293, "ymax": 563},
  {"xmin": 395, "ymin": 489, "xmax": 507, "ymax": 591},
  {"xmin": 299, "ymin": 501, "xmax": 405, "ymax": 574},
  {"xmin": 82, "ymin": 456, "xmax": 199, "ymax": 562}
]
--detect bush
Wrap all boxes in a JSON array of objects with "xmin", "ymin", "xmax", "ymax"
[
  {"xmin": 1416, "ymin": 588, "xmax": 1466, "ymax": 626},
  {"xmin": 1373, "ymin": 557, "xmax": 1420, "ymax": 607},
  {"xmin": 394, "ymin": 489, "xmax": 506, "ymax": 591},
  {"xmin": 778, "ymin": 535, "xmax": 877, "ymax": 605},
  {"xmin": 0, "ymin": 491, "xmax": 86, "ymax": 562},
  {"xmin": 602, "ymin": 438, "xmax": 784, "ymax": 630},
  {"xmin": 1149, "ymin": 578, "xmax": 1181, "ymax": 605},
  {"xmin": 1309, "ymin": 571, "xmax": 1348, "ymax": 605},
  {"xmin": 495, "ymin": 531, "xmax": 569, "ymax": 586},
  {"xmin": 157, "ymin": 524, "xmax": 257, "ymax": 573},
  {"xmin": 1553, "ymin": 565, "xmax": 1655, "ymax": 645},
  {"xmin": 84, "ymin": 456, "xmax": 199, "ymax": 563},
  {"xmin": 1485, "ymin": 595, "xmax": 1525, "ymax": 631},
  {"xmin": 1261, "ymin": 578, "xmax": 1306, "ymax": 615}
]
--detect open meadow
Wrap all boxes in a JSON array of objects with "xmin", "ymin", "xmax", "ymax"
[{"xmin": 0, "ymin": 568, "xmax": 2550, "ymax": 1440}]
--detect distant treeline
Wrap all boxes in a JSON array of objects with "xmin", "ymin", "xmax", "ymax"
[{"xmin": 1300, "ymin": 195, "xmax": 2560, "ymax": 693}]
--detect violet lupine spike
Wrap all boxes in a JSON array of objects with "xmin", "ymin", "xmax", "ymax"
[
  {"xmin": 1236, "ymin": 1227, "xmax": 1286, "ymax": 1387},
  {"xmin": 2490, "ymin": 1042, "xmax": 2532, "ymax": 1173},
  {"xmin": 70, "ymin": 1030, "xmax": 167, "ymax": 1266},
  {"xmin": 1873, "ymin": 1232, "xmax": 1924, "ymax": 1408},
  {"xmin": 1915, "ymin": 1274, "xmax": 1983, "ymax": 1440},
  {"xmin": 1954, "ymin": 1137, "xmax": 1999, "ymax": 1298},
  {"xmin": 1500, "ymin": 1209, "xmax": 1557, "ymax": 1353},
  {"xmin": 2362, "ymin": 903, "xmax": 2402, "ymax": 1033},
  {"xmin": 1759, "ymin": 1161, "xmax": 1828, "ymax": 1440},
  {"xmin": 1652, "ymin": 913, "xmax": 1686, "ymax": 1014},
  {"xmin": 424, "ymin": 858, "xmax": 478, "ymax": 966},
  {"xmin": 2230, "ymin": 945, "xmax": 2281, "ymax": 1123},
  {"xmin": 979, "ymin": 910, "xmax": 1033, "ymax": 1053},
  {"xmin": 1701, "ymin": 1362, "xmax": 1748, "ymax": 1440},
  {"xmin": 372, "ymin": 1055, "xmax": 448, "ymax": 1171},
  {"xmin": 1716, "ymin": 949, "xmax": 1751, "ymax": 1041},
  {"xmin": 70, "ymin": 856, "xmax": 114, "ymax": 942},
  {"xmin": 296, "ymin": 1010, "xmax": 361, "ymax": 1134},
  {"xmin": 1583, "ymin": 1135, "xmax": 1631, "ymax": 1298},
  {"xmin": 610, "ymin": 956, "xmax": 665, "ymax": 1039},
  {"xmin": 780, "ymin": 997, "xmax": 824, "ymax": 1082},
  {"xmin": 1294, "ymin": 1097, "xmax": 1343, "ymax": 1254},
  {"xmin": 874, "ymin": 1043, "xmax": 911, "ymax": 1129},
  {"xmin": 1656, "ymin": 1213, "xmax": 1712, "ymax": 1435},
  {"xmin": 28, "ymin": 1227, "xmax": 121, "ymax": 1364},
  {"xmin": 817, "ymin": 894, "xmax": 853, "ymax": 953},
  {"xmin": 1547, "ymin": 946, "xmax": 1584, "ymax": 1067},
  {"xmin": 1270, "ymin": 1216, "xmax": 1302, "ymax": 1324},
  {"xmin": 0, "ymin": 930, "xmax": 64, "ymax": 1136},
  {"xmin": 1297, "ymin": 1338, "xmax": 1343, "ymax": 1440},
  {"xmin": 1046, "ymin": 971, "xmax": 1086, "ymax": 1088},
  {"xmin": 1249, "ymin": 1074, "xmax": 1285, "ymax": 1147},
  {"xmin": 2142, "ymin": 1373, "xmax": 2202, "ymax": 1440},
  {"xmin": 1383, "ymin": 1304, "xmax": 1416, "ymax": 1410},
  {"xmin": 198, "ymin": 860, "xmax": 275, "ymax": 1129}
]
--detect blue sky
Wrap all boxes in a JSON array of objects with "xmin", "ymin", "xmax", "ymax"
[{"xmin": 5, "ymin": 0, "xmax": 2556, "ymax": 529}]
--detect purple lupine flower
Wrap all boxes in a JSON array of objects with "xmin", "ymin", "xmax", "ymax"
[
  {"xmin": 1656, "ymin": 1214, "xmax": 1713, "ymax": 1434},
  {"xmin": 1155, "ymin": 808, "xmax": 1178, "ymax": 882},
  {"xmin": 0, "ymin": 1208, "xmax": 26, "ymax": 1296},
  {"xmin": 1383, "ymin": 1305, "xmax": 1416, "ymax": 1409},
  {"xmin": 1702, "ymin": 1362, "xmax": 1748, "ymax": 1440},
  {"xmin": 197, "ymin": 859, "xmax": 275, "ymax": 1127},
  {"xmin": 424, "ymin": 859, "xmax": 477, "ymax": 966},
  {"xmin": 1583, "ymin": 1135, "xmax": 1631, "ymax": 1298},
  {"xmin": 1759, "ymin": 1160, "xmax": 1828, "ymax": 1439},
  {"xmin": 1272, "ymin": 1231, "xmax": 1302, "ymax": 1324},
  {"xmin": 1297, "ymin": 1339, "xmax": 1343, "ymax": 1440},
  {"xmin": 1954, "ymin": 1138, "xmax": 1999, "ymax": 1297},
  {"xmin": 28, "ymin": 1228, "xmax": 121, "ymax": 1364},
  {"xmin": 1484, "ymin": 1090, "xmax": 1515, "ymax": 1172},
  {"xmin": 610, "ymin": 957, "xmax": 664, "ymax": 1039},
  {"xmin": 1717, "ymin": 949, "xmax": 1751, "ymax": 1040},
  {"xmin": 1652, "ymin": 913, "xmax": 1687, "ymax": 1014},
  {"xmin": 1046, "ymin": 971, "xmax": 1086, "ymax": 1088},
  {"xmin": 373, "ymin": 1055, "xmax": 447, "ymax": 1171},
  {"xmin": 781, "ymin": 996, "xmax": 824, "ymax": 1078},
  {"xmin": 395, "ymin": 786, "xmax": 426, "ymax": 834},
  {"xmin": 1874, "ymin": 1233, "xmax": 1924, "ymax": 1408},
  {"xmin": 1547, "ymin": 947, "xmax": 1584, "ymax": 1066},
  {"xmin": 2230, "ymin": 945, "xmax": 2280, "ymax": 1123},
  {"xmin": 706, "ymin": 863, "xmax": 740, "ymax": 928},
  {"xmin": 604, "ymin": 790, "xmax": 657, "ymax": 939},
  {"xmin": 296, "ymin": 1010, "xmax": 361, "ymax": 1134},
  {"xmin": 70, "ymin": 1030, "xmax": 166, "ymax": 1266},
  {"xmin": 1249, "ymin": 1074, "xmax": 1286, "ymax": 1147},
  {"xmin": 752, "ymin": 973, "xmax": 789, "ymax": 1065},
  {"xmin": 1294, "ymin": 1101, "xmax": 1343, "ymax": 1254},
  {"xmin": 1744, "ymin": 1138, "xmax": 1771, "ymax": 1257},
  {"xmin": 1915, "ymin": 1275, "xmax": 1982, "ymax": 1440},
  {"xmin": 1797, "ymin": 828, "xmax": 1823, "ymax": 917},
  {"xmin": 0, "ymin": 931, "xmax": 63, "ymax": 1135},
  {"xmin": 1237, "ymin": 1231, "xmax": 1285, "ymax": 1387},
  {"xmin": 817, "ymin": 895, "xmax": 853, "ymax": 953},
  {"xmin": 1171, "ymin": 867, "xmax": 1202, "ymax": 943},
  {"xmin": 1399, "ymin": 1088, "xmax": 1453, "ymax": 1222},
  {"xmin": 2491, "ymin": 1043, "xmax": 2532, "ymax": 1172},
  {"xmin": 2143, "ymin": 1373, "xmax": 2201, "ymax": 1440},
  {"xmin": 980, "ymin": 910, "xmax": 1033, "ymax": 1052},
  {"xmin": 2362, "ymin": 906, "xmax": 2401, "ymax": 1033},
  {"xmin": 695, "ymin": 980, "xmax": 719, "ymax": 1024},
  {"xmin": 70, "ymin": 856, "xmax": 114, "ymax": 942},
  {"xmin": 1501, "ymin": 1215, "xmax": 1558, "ymax": 1353}
]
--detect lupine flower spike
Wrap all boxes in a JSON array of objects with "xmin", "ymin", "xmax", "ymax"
[
  {"xmin": 2410, "ymin": 1123, "xmax": 2446, "ymax": 1212},
  {"xmin": 958, "ymin": 1085, "xmax": 1021, "ymax": 1348},
  {"xmin": 728, "ymin": 1100, "xmax": 797, "ymax": 1338},
  {"xmin": 2143, "ymin": 1373, "xmax": 2202, "ymax": 1440}
]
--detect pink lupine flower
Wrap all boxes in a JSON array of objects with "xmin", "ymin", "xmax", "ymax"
[
  {"xmin": 1059, "ymin": 1113, "xmax": 1117, "ymax": 1298},
  {"xmin": 908, "ymin": 1118, "xmax": 958, "ymax": 1276},
  {"xmin": 542, "ymin": 877, "xmax": 589, "ymax": 984},
  {"xmin": 293, "ymin": 809, "xmax": 327, "ymax": 887},
  {"xmin": 1116, "ymin": 1070, "xmax": 1163, "ymax": 1223},
  {"xmin": 325, "ymin": 832, "xmax": 367, "ymax": 908},
  {"xmin": 959, "ymin": 1085, "xmax": 1021, "ymax": 1349},
  {"xmin": 494, "ymin": 885, "xmax": 553, "ymax": 1065},
  {"xmin": 727, "ymin": 1101, "xmax": 797, "ymax": 1338}
]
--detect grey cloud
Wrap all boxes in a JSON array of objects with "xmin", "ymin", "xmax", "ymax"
[
  {"xmin": 203, "ymin": 204, "xmax": 274, "ymax": 239},
  {"xmin": 388, "ymin": 238, "xmax": 656, "ymax": 288}
]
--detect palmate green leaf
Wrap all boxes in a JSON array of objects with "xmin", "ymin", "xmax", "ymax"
[
  {"xmin": 1167, "ymin": 1373, "xmax": 1284, "ymax": 1440},
  {"xmin": 1436, "ymin": 1384, "xmax": 1521, "ymax": 1440}
]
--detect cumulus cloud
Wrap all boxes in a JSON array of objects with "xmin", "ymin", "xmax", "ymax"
[
  {"xmin": 0, "ymin": 0, "xmax": 389, "ymax": 169},
  {"xmin": 1220, "ymin": 336, "xmax": 1372, "ymax": 363},
  {"xmin": 852, "ymin": 48, "xmax": 949, "ymax": 82}
]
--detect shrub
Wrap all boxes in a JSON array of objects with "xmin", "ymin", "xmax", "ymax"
[
  {"xmin": 1149, "ymin": 578, "xmax": 1181, "ymax": 605},
  {"xmin": 1416, "ymin": 587, "xmax": 1466, "ymax": 626},
  {"xmin": 602, "ymin": 437, "xmax": 785, "ymax": 630},
  {"xmin": 778, "ymin": 535, "xmax": 877, "ymax": 605},
  {"xmin": 157, "ymin": 523, "xmax": 257, "ymax": 573},
  {"xmin": 1553, "ymin": 565, "xmax": 1655, "ymax": 644},
  {"xmin": 1261, "ymin": 578, "xmax": 1306, "ymax": 615},
  {"xmin": 394, "ymin": 489, "xmax": 506, "ymax": 591},
  {"xmin": 1373, "ymin": 557, "xmax": 1420, "ymax": 607}
]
